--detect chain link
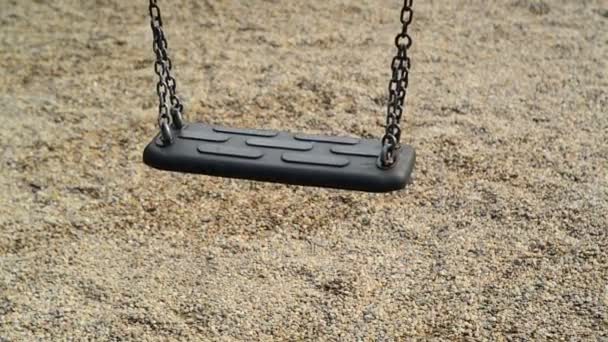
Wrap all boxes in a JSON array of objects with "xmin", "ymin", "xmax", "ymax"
[
  {"xmin": 149, "ymin": 0, "xmax": 184, "ymax": 145},
  {"xmin": 380, "ymin": 0, "xmax": 413, "ymax": 167}
]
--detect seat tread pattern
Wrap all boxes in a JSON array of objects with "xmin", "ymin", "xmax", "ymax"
[{"xmin": 144, "ymin": 123, "xmax": 415, "ymax": 192}]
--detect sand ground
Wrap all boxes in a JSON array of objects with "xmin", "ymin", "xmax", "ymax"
[{"xmin": 1, "ymin": 0, "xmax": 607, "ymax": 340}]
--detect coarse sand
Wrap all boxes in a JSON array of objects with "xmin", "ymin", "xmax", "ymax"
[{"xmin": 1, "ymin": 0, "xmax": 607, "ymax": 340}]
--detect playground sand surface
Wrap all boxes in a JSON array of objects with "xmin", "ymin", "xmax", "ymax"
[{"xmin": 1, "ymin": 0, "xmax": 607, "ymax": 340}]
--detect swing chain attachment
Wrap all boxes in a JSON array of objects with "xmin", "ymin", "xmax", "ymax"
[
  {"xmin": 380, "ymin": 0, "xmax": 413, "ymax": 168},
  {"xmin": 149, "ymin": 0, "xmax": 184, "ymax": 145}
]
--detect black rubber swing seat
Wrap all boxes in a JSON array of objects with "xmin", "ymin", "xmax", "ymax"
[{"xmin": 143, "ymin": 123, "xmax": 415, "ymax": 192}]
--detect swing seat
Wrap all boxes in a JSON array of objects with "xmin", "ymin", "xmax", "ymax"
[{"xmin": 143, "ymin": 123, "xmax": 415, "ymax": 192}]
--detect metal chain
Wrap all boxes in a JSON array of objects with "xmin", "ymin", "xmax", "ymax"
[
  {"xmin": 380, "ymin": 0, "xmax": 413, "ymax": 167},
  {"xmin": 147, "ymin": 0, "xmax": 410, "ymax": 159},
  {"xmin": 149, "ymin": 0, "xmax": 184, "ymax": 145}
]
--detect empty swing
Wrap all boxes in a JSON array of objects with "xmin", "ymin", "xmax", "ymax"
[{"xmin": 143, "ymin": 0, "xmax": 416, "ymax": 192}]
